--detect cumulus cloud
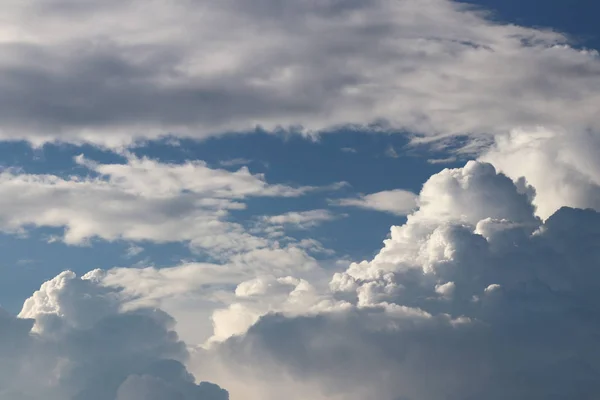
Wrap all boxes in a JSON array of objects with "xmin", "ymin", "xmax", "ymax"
[
  {"xmin": 0, "ymin": 0, "xmax": 598, "ymax": 147},
  {"xmin": 182, "ymin": 161, "xmax": 600, "ymax": 400},
  {"xmin": 2, "ymin": 271, "xmax": 228, "ymax": 400},
  {"xmin": 333, "ymin": 189, "xmax": 417, "ymax": 215},
  {"xmin": 481, "ymin": 127, "xmax": 600, "ymax": 219}
]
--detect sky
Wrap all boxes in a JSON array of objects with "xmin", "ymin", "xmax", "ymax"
[{"xmin": 0, "ymin": 0, "xmax": 600, "ymax": 399}]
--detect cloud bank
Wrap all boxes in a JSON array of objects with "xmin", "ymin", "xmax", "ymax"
[
  {"xmin": 6, "ymin": 161, "xmax": 600, "ymax": 400},
  {"xmin": 0, "ymin": 0, "xmax": 598, "ymax": 148}
]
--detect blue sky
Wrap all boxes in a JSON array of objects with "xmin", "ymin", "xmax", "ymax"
[{"xmin": 1, "ymin": 1, "xmax": 600, "ymax": 399}]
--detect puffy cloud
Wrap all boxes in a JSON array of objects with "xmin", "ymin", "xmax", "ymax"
[
  {"xmin": 209, "ymin": 275, "xmax": 349, "ymax": 343},
  {"xmin": 189, "ymin": 161, "xmax": 600, "ymax": 400},
  {"xmin": 19, "ymin": 270, "xmax": 120, "ymax": 333},
  {"xmin": 1, "ymin": 271, "xmax": 228, "ymax": 400},
  {"xmin": 481, "ymin": 127, "xmax": 600, "ymax": 219},
  {"xmin": 333, "ymin": 189, "xmax": 417, "ymax": 215},
  {"xmin": 0, "ymin": 0, "xmax": 597, "ymax": 146}
]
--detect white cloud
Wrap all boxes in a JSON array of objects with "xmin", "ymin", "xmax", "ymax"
[
  {"xmin": 434, "ymin": 281, "xmax": 455, "ymax": 298},
  {"xmin": 210, "ymin": 275, "xmax": 345, "ymax": 343},
  {"xmin": 427, "ymin": 156, "xmax": 457, "ymax": 164},
  {"xmin": 0, "ymin": 0, "xmax": 597, "ymax": 147},
  {"xmin": 89, "ymin": 243, "xmax": 328, "ymax": 344},
  {"xmin": 125, "ymin": 244, "xmax": 144, "ymax": 258},
  {"xmin": 333, "ymin": 189, "xmax": 417, "ymax": 215},
  {"xmin": 481, "ymin": 127, "xmax": 600, "ymax": 219},
  {"xmin": 259, "ymin": 209, "xmax": 339, "ymax": 229},
  {"xmin": 0, "ymin": 154, "xmax": 339, "ymax": 260}
]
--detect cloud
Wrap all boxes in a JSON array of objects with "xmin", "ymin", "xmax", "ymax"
[
  {"xmin": 210, "ymin": 275, "xmax": 345, "ymax": 343},
  {"xmin": 333, "ymin": 189, "xmax": 417, "ymax": 215},
  {"xmin": 7, "ymin": 159, "xmax": 600, "ymax": 400},
  {"xmin": 258, "ymin": 210, "xmax": 340, "ymax": 232},
  {"xmin": 0, "ymin": 0, "xmax": 597, "ymax": 147},
  {"xmin": 182, "ymin": 161, "xmax": 600, "ymax": 400},
  {"xmin": 481, "ymin": 127, "xmax": 600, "ymax": 219},
  {"xmin": 384, "ymin": 145, "xmax": 399, "ymax": 158},
  {"xmin": 218, "ymin": 159, "xmax": 253, "ymax": 168},
  {"xmin": 2, "ymin": 271, "xmax": 229, "ymax": 400},
  {"xmin": 1, "ymin": 1, "xmax": 599, "ymax": 399},
  {"xmin": 427, "ymin": 156, "xmax": 457, "ymax": 164},
  {"xmin": 0, "ymin": 154, "xmax": 341, "ymax": 260},
  {"xmin": 125, "ymin": 244, "xmax": 144, "ymax": 258},
  {"xmin": 88, "ymin": 242, "xmax": 329, "ymax": 344}
]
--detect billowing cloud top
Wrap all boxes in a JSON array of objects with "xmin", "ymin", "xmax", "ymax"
[
  {"xmin": 3, "ymin": 270, "xmax": 229, "ymax": 400},
  {"xmin": 199, "ymin": 162, "xmax": 600, "ymax": 400}
]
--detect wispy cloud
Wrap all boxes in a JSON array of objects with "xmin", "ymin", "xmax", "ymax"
[
  {"xmin": 332, "ymin": 189, "xmax": 417, "ymax": 215},
  {"xmin": 0, "ymin": 154, "xmax": 343, "ymax": 261},
  {"xmin": 384, "ymin": 146, "xmax": 399, "ymax": 159},
  {"xmin": 219, "ymin": 158, "xmax": 253, "ymax": 167}
]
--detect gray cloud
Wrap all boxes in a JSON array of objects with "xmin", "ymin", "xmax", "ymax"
[
  {"xmin": 0, "ymin": 0, "xmax": 598, "ymax": 147},
  {"xmin": 1, "ymin": 271, "xmax": 229, "ymax": 400}
]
